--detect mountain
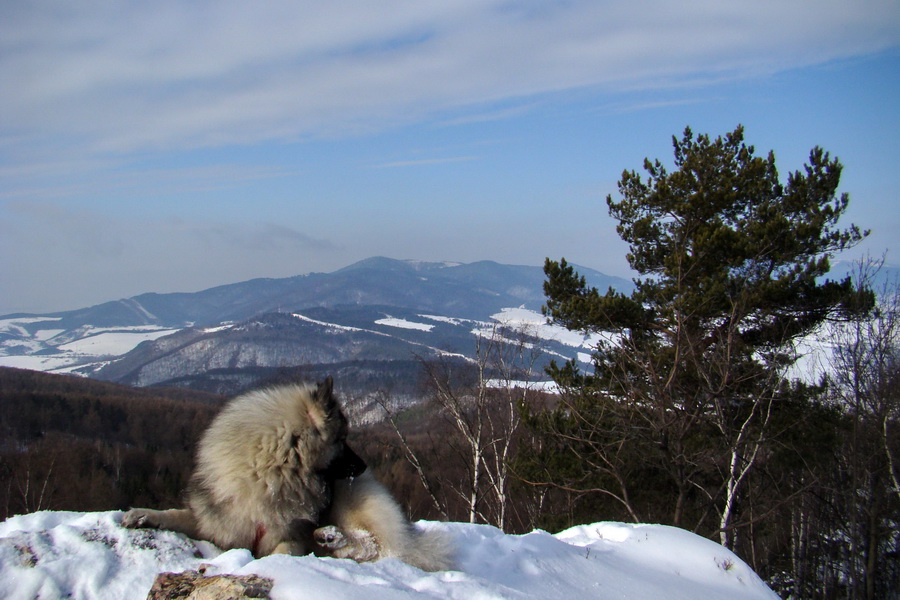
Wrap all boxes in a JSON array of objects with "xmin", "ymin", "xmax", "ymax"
[
  {"xmin": 2, "ymin": 257, "xmax": 629, "ymax": 331},
  {"xmin": 0, "ymin": 258, "xmax": 631, "ymax": 400}
]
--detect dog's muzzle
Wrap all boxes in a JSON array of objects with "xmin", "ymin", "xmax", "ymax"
[{"xmin": 321, "ymin": 442, "xmax": 367, "ymax": 479}]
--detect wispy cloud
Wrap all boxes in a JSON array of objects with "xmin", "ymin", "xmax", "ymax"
[
  {"xmin": 593, "ymin": 96, "xmax": 722, "ymax": 116},
  {"xmin": 2, "ymin": 1, "xmax": 898, "ymax": 161},
  {"xmin": 436, "ymin": 103, "xmax": 541, "ymax": 128},
  {"xmin": 373, "ymin": 156, "xmax": 479, "ymax": 168}
]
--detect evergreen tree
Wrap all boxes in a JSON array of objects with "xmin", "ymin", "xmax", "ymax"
[{"xmin": 535, "ymin": 126, "xmax": 873, "ymax": 550}]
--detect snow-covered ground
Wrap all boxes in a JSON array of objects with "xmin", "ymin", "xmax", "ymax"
[
  {"xmin": 0, "ymin": 511, "xmax": 779, "ymax": 600},
  {"xmin": 55, "ymin": 329, "xmax": 179, "ymax": 356},
  {"xmin": 484, "ymin": 306, "xmax": 604, "ymax": 349},
  {"xmin": 0, "ymin": 318, "xmax": 179, "ymax": 375},
  {"xmin": 375, "ymin": 316, "xmax": 435, "ymax": 332}
]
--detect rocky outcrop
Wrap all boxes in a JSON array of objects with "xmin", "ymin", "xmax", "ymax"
[{"xmin": 146, "ymin": 570, "xmax": 273, "ymax": 600}]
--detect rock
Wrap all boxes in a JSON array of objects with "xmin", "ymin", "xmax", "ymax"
[{"xmin": 146, "ymin": 570, "xmax": 273, "ymax": 600}]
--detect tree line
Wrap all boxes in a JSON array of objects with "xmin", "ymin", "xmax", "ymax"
[{"xmin": 0, "ymin": 368, "xmax": 220, "ymax": 518}]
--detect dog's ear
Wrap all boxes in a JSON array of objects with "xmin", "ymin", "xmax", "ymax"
[{"xmin": 314, "ymin": 377, "xmax": 336, "ymax": 409}]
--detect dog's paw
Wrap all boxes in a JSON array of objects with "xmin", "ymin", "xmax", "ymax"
[
  {"xmin": 314, "ymin": 526, "xmax": 380, "ymax": 563},
  {"xmin": 121, "ymin": 509, "xmax": 157, "ymax": 529},
  {"xmin": 314, "ymin": 525, "xmax": 348, "ymax": 550}
]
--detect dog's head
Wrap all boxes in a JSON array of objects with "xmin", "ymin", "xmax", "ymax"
[{"xmin": 304, "ymin": 377, "xmax": 367, "ymax": 479}]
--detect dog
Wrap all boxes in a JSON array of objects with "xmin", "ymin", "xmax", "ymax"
[
  {"xmin": 122, "ymin": 377, "xmax": 455, "ymax": 571},
  {"xmin": 122, "ymin": 378, "xmax": 366, "ymax": 557},
  {"xmin": 312, "ymin": 470, "xmax": 457, "ymax": 571}
]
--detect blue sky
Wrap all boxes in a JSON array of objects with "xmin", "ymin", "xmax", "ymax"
[{"xmin": 2, "ymin": 1, "xmax": 899, "ymax": 314}]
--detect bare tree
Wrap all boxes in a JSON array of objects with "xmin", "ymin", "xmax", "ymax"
[
  {"xmin": 418, "ymin": 322, "xmax": 544, "ymax": 529},
  {"xmin": 375, "ymin": 391, "xmax": 449, "ymax": 520},
  {"xmin": 821, "ymin": 256, "xmax": 900, "ymax": 599},
  {"xmin": 476, "ymin": 324, "xmax": 543, "ymax": 530},
  {"xmin": 12, "ymin": 439, "xmax": 60, "ymax": 514}
]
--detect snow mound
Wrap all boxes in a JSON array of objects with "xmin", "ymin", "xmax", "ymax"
[{"xmin": 0, "ymin": 511, "xmax": 778, "ymax": 600}]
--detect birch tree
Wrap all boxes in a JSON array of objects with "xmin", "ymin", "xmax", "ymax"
[{"xmin": 420, "ymin": 321, "xmax": 543, "ymax": 530}]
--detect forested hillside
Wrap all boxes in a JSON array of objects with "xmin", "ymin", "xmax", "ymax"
[{"xmin": 0, "ymin": 368, "xmax": 222, "ymax": 519}]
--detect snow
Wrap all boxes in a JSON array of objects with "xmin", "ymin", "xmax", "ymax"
[
  {"xmin": 0, "ymin": 511, "xmax": 779, "ymax": 600},
  {"xmin": 56, "ymin": 329, "xmax": 179, "ymax": 355},
  {"xmin": 375, "ymin": 317, "xmax": 435, "ymax": 332},
  {"xmin": 485, "ymin": 307, "xmax": 605, "ymax": 351},
  {"xmin": 0, "ymin": 317, "xmax": 62, "ymax": 332},
  {"xmin": 462, "ymin": 307, "xmax": 606, "ymax": 366},
  {"xmin": 118, "ymin": 299, "xmax": 158, "ymax": 323},
  {"xmin": 486, "ymin": 379, "xmax": 560, "ymax": 393},
  {"xmin": 293, "ymin": 313, "xmax": 366, "ymax": 334},
  {"xmin": 33, "ymin": 329, "xmax": 66, "ymax": 342},
  {"xmin": 419, "ymin": 315, "xmax": 474, "ymax": 327},
  {"xmin": 293, "ymin": 313, "xmax": 468, "ymax": 360},
  {"xmin": 0, "ymin": 325, "xmax": 178, "ymax": 374},
  {"xmin": 421, "ymin": 309, "xmax": 591, "ymax": 349},
  {"xmin": 0, "ymin": 355, "xmax": 83, "ymax": 372}
]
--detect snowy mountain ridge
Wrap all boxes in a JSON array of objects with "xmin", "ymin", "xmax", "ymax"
[
  {"xmin": 2, "ymin": 257, "xmax": 869, "ymax": 396},
  {"xmin": 0, "ymin": 258, "xmax": 625, "ymax": 395}
]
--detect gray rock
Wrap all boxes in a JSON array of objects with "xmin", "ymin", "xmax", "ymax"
[{"xmin": 146, "ymin": 570, "xmax": 273, "ymax": 600}]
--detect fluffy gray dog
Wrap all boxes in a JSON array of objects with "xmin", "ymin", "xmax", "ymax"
[
  {"xmin": 122, "ymin": 378, "xmax": 365, "ymax": 557},
  {"xmin": 122, "ymin": 378, "xmax": 455, "ymax": 570}
]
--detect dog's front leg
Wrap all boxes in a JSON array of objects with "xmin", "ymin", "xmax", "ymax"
[
  {"xmin": 121, "ymin": 508, "xmax": 202, "ymax": 540},
  {"xmin": 258, "ymin": 518, "xmax": 317, "ymax": 557}
]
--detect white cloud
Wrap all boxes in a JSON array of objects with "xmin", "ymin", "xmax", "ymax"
[{"xmin": 2, "ymin": 1, "xmax": 898, "ymax": 158}]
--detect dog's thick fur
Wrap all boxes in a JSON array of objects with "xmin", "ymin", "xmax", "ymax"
[
  {"xmin": 122, "ymin": 378, "xmax": 455, "ymax": 571},
  {"xmin": 122, "ymin": 378, "xmax": 365, "ymax": 557},
  {"xmin": 312, "ymin": 471, "xmax": 456, "ymax": 571}
]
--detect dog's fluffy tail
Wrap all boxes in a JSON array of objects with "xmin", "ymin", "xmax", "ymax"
[
  {"xmin": 328, "ymin": 472, "xmax": 457, "ymax": 571},
  {"xmin": 401, "ymin": 525, "xmax": 457, "ymax": 572}
]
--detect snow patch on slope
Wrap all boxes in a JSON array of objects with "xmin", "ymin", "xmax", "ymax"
[
  {"xmin": 0, "ymin": 323, "xmax": 179, "ymax": 375},
  {"xmin": 56, "ymin": 328, "xmax": 180, "ymax": 355},
  {"xmin": 375, "ymin": 316, "xmax": 435, "ymax": 332},
  {"xmin": 487, "ymin": 306, "xmax": 605, "ymax": 349}
]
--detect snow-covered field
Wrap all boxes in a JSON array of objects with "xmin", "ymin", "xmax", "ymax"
[
  {"xmin": 375, "ymin": 316, "xmax": 435, "ymax": 332},
  {"xmin": 54, "ymin": 329, "xmax": 179, "ymax": 355},
  {"xmin": 0, "ymin": 318, "xmax": 179, "ymax": 374},
  {"xmin": 485, "ymin": 306, "xmax": 604, "ymax": 349},
  {"xmin": 0, "ymin": 511, "xmax": 779, "ymax": 600}
]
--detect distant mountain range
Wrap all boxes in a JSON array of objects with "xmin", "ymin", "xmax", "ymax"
[
  {"xmin": 0, "ymin": 258, "xmax": 633, "ymax": 406},
  {"xmin": 2, "ymin": 257, "xmax": 630, "ymax": 329}
]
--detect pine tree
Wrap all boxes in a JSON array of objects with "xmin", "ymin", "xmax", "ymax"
[{"xmin": 537, "ymin": 126, "xmax": 873, "ymax": 549}]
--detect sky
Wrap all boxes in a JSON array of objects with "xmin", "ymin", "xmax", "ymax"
[{"xmin": 1, "ymin": 1, "xmax": 899, "ymax": 315}]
